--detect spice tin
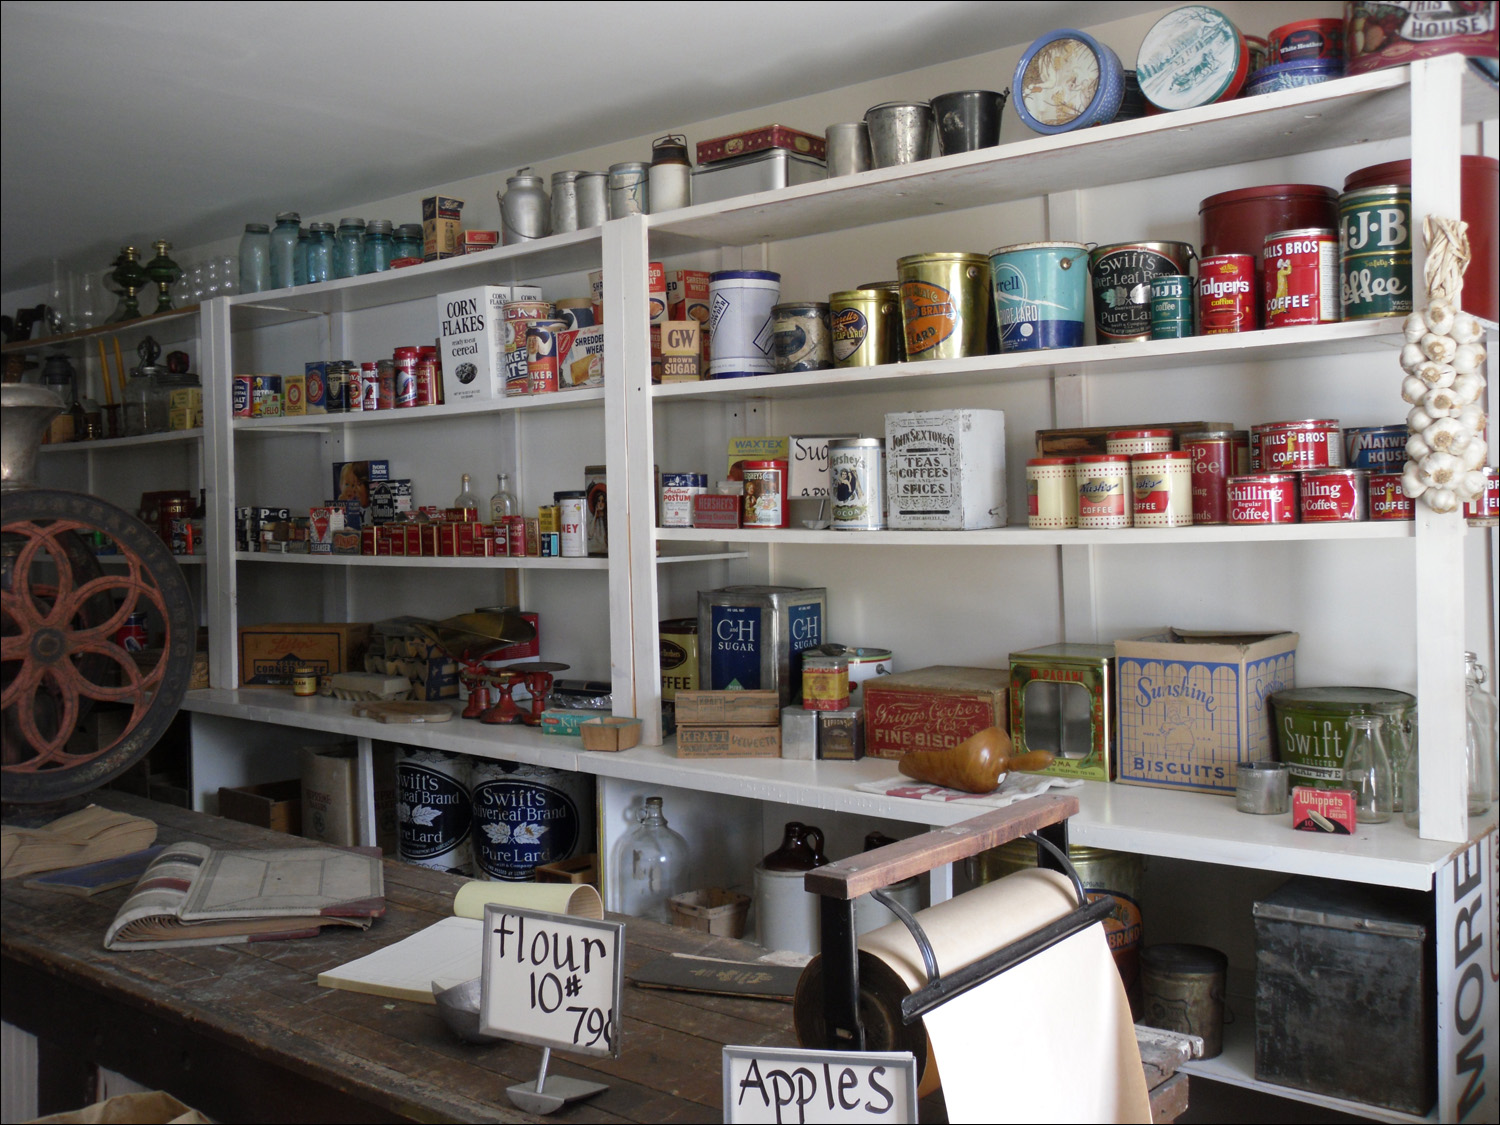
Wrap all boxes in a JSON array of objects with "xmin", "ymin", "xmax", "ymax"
[
  {"xmin": 1076, "ymin": 454, "xmax": 1132, "ymax": 528},
  {"xmin": 1106, "ymin": 429, "xmax": 1173, "ymax": 457},
  {"xmin": 1198, "ymin": 254, "xmax": 1257, "ymax": 334},
  {"xmin": 1300, "ymin": 468, "xmax": 1368, "ymax": 522},
  {"xmin": 896, "ymin": 251, "xmax": 991, "ymax": 360},
  {"xmin": 1228, "ymin": 474, "xmax": 1299, "ymax": 523},
  {"xmin": 1465, "ymin": 465, "xmax": 1500, "ymax": 526},
  {"xmin": 989, "ymin": 240, "xmax": 1090, "ymax": 352},
  {"xmin": 771, "ymin": 302, "xmax": 832, "ymax": 372},
  {"xmin": 1244, "ymin": 58, "xmax": 1344, "ymax": 97},
  {"xmin": 1131, "ymin": 451, "xmax": 1193, "ymax": 527},
  {"xmin": 1339, "ymin": 185, "xmax": 1412, "ymax": 319},
  {"xmin": 393, "ymin": 346, "xmax": 418, "ymax": 407},
  {"xmin": 829, "ymin": 438, "xmax": 885, "ymax": 531},
  {"xmin": 1271, "ymin": 18, "xmax": 1344, "ymax": 61},
  {"xmin": 525, "ymin": 319, "xmax": 569, "ymax": 394},
  {"xmin": 1137, "ymin": 5, "xmax": 1250, "ymax": 110},
  {"xmin": 708, "ymin": 270, "xmax": 781, "ymax": 378},
  {"xmin": 470, "ymin": 761, "xmax": 593, "ymax": 882},
  {"xmin": 802, "ymin": 654, "xmax": 850, "ymax": 711},
  {"xmin": 1181, "ymin": 429, "xmax": 1248, "ymax": 525},
  {"xmin": 660, "ymin": 472, "xmax": 707, "ymax": 528},
  {"xmin": 659, "ymin": 618, "xmax": 699, "ymax": 701},
  {"xmin": 1368, "ymin": 472, "xmax": 1416, "ymax": 521},
  {"xmin": 1344, "ymin": 425, "xmax": 1407, "ymax": 472},
  {"xmin": 1012, "ymin": 29, "xmax": 1126, "ymax": 133},
  {"xmin": 1088, "ymin": 242, "xmax": 1195, "ymax": 343},
  {"xmin": 829, "ymin": 289, "xmax": 897, "ymax": 367},
  {"xmin": 697, "ymin": 585, "xmax": 827, "ymax": 707},
  {"xmin": 303, "ymin": 362, "xmax": 327, "ymax": 412},
  {"xmin": 1264, "ymin": 228, "xmax": 1340, "ymax": 326},
  {"xmin": 1270, "ymin": 686, "xmax": 1416, "ymax": 790},
  {"xmin": 742, "ymin": 459, "xmax": 789, "ymax": 528},
  {"xmin": 232, "ymin": 375, "xmax": 252, "ymax": 418},
  {"xmin": 556, "ymin": 490, "xmax": 587, "ymax": 557},
  {"xmin": 397, "ymin": 747, "xmax": 472, "ymax": 875},
  {"xmin": 1149, "ymin": 275, "xmax": 1194, "ymax": 339},
  {"xmin": 1258, "ymin": 419, "xmax": 1343, "ymax": 472},
  {"xmin": 1027, "ymin": 456, "xmax": 1078, "ymax": 529}
]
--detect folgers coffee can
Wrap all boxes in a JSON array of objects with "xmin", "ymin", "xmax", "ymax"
[
  {"xmin": 1106, "ymin": 428, "xmax": 1172, "ymax": 457},
  {"xmin": 1027, "ymin": 456, "xmax": 1078, "ymax": 529},
  {"xmin": 1344, "ymin": 425, "xmax": 1407, "ymax": 472},
  {"xmin": 1257, "ymin": 419, "xmax": 1343, "ymax": 472},
  {"xmin": 1088, "ymin": 242, "xmax": 1195, "ymax": 343},
  {"xmin": 1300, "ymin": 468, "xmax": 1368, "ymax": 522},
  {"xmin": 1076, "ymin": 454, "xmax": 1132, "ymax": 528},
  {"xmin": 1181, "ymin": 429, "xmax": 1248, "ymax": 525},
  {"xmin": 742, "ymin": 459, "xmax": 789, "ymax": 528},
  {"xmin": 830, "ymin": 289, "xmax": 899, "ymax": 367},
  {"xmin": 1227, "ymin": 474, "xmax": 1299, "ymax": 524},
  {"xmin": 1466, "ymin": 466, "xmax": 1500, "ymax": 527},
  {"xmin": 896, "ymin": 252, "xmax": 991, "ymax": 360},
  {"xmin": 771, "ymin": 302, "xmax": 833, "ymax": 372},
  {"xmin": 1263, "ymin": 228, "xmax": 1340, "ymax": 326},
  {"xmin": 1198, "ymin": 254, "xmax": 1257, "ymax": 334},
  {"xmin": 828, "ymin": 437, "xmax": 884, "ymax": 531},
  {"xmin": 1368, "ymin": 472, "xmax": 1416, "ymax": 521},
  {"xmin": 988, "ymin": 240, "xmax": 1090, "ymax": 352},
  {"xmin": 1338, "ymin": 185, "xmax": 1412, "ymax": 319},
  {"xmin": 1131, "ymin": 451, "xmax": 1192, "ymax": 527},
  {"xmin": 1149, "ymin": 275, "xmax": 1194, "ymax": 339}
]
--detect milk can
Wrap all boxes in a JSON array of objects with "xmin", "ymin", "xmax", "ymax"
[
  {"xmin": 550, "ymin": 170, "xmax": 582, "ymax": 233},
  {"xmin": 576, "ymin": 171, "xmax": 609, "ymax": 228},
  {"xmin": 499, "ymin": 169, "xmax": 550, "ymax": 244}
]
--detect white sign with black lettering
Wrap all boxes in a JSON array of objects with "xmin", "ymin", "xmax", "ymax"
[
  {"xmin": 479, "ymin": 904, "xmax": 624, "ymax": 1058},
  {"xmin": 722, "ymin": 1045, "xmax": 917, "ymax": 1124},
  {"xmin": 1438, "ymin": 830, "xmax": 1498, "ymax": 1123}
]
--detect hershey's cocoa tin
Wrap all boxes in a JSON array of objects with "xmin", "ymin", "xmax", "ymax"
[
  {"xmin": 1077, "ymin": 454, "xmax": 1132, "ymax": 529},
  {"xmin": 1106, "ymin": 428, "xmax": 1173, "ymax": 457},
  {"xmin": 1300, "ymin": 468, "xmax": 1368, "ymax": 522},
  {"xmin": 1131, "ymin": 450, "xmax": 1193, "ymax": 527},
  {"xmin": 1368, "ymin": 473, "xmax": 1416, "ymax": 521},
  {"xmin": 1181, "ymin": 429, "xmax": 1248, "ymax": 525},
  {"xmin": 829, "ymin": 438, "xmax": 884, "ymax": 531},
  {"xmin": 1198, "ymin": 254, "xmax": 1257, "ymax": 334},
  {"xmin": 742, "ymin": 460, "xmax": 789, "ymax": 528},
  {"xmin": 1257, "ymin": 419, "xmax": 1343, "ymax": 472},
  {"xmin": 1344, "ymin": 425, "xmax": 1407, "ymax": 473},
  {"xmin": 1264, "ymin": 228, "xmax": 1340, "ymax": 326},
  {"xmin": 1228, "ymin": 474, "xmax": 1299, "ymax": 524},
  {"xmin": 1027, "ymin": 456, "xmax": 1078, "ymax": 529}
]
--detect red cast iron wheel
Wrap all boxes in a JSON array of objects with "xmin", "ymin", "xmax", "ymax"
[{"xmin": 2, "ymin": 488, "xmax": 195, "ymax": 804}]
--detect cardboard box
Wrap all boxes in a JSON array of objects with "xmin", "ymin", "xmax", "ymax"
[
  {"xmin": 301, "ymin": 744, "xmax": 358, "ymax": 846},
  {"xmin": 332, "ymin": 460, "xmax": 389, "ymax": 512},
  {"xmin": 886, "ymin": 409, "xmax": 1007, "ymax": 530},
  {"xmin": 1114, "ymin": 628, "xmax": 1298, "ymax": 794},
  {"xmin": 659, "ymin": 320, "xmax": 701, "ymax": 382},
  {"xmin": 666, "ymin": 270, "xmax": 710, "ymax": 365},
  {"xmin": 862, "ymin": 665, "xmax": 1010, "ymax": 760},
  {"xmin": 692, "ymin": 493, "xmax": 741, "ymax": 529},
  {"xmin": 727, "ymin": 436, "xmax": 791, "ymax": 480},
  {"xmin": 789, "ymin": 433, "xmax": 859, "ymax": 499},
  {"xmin": 219, "ymin": 779, "xmax": 301, "ymax": 835},
  {"xmin": 422, "ymin": 194, "xmax": 464, "ymax": 261},
  {"xmin": 560, "ymin": 323, "xmax": 604, "ymax": 389},
  {"xmin": 238, "ymin": 622, "xmax": 370, "ymax": 687},
  {"xmin": 676, "ymin": 725, "xmax": 782, "ymax": 758},
  {"xmin": 675, "ymin": 690, "xmax": 780, "ymax": 726},
  {"xmin": 459, "ymin": 230, "xmax": 499, "ymax": 254},
  {"xmin": 438, "ymin": 285, "xmax": 512, "ymax": 403}
]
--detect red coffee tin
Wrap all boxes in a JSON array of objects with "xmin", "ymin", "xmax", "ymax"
[
  {"xmin": 1264, "ymin": 228, "xmax": 1340, "ymax": 327},
  {"xmin": 1368, "ymin": 473, "xmax": 1416, "ymax": 521},
  {"xmin": 1299, "ymin": 468, "xmax": 1368, "ymax": 522},
  {"xmin": 1198, "ymin": 254, "xmax": 1257, "ymax": 334},
  {"xmin": 1181, "ymin": 429, "xmax": 1248, "ymax": 525},
  {"xmin": 1200, "ymin": 185, "xmax": 1338, "ymax": 328},
  {"xmin": 1465, "ymin": 466, "xmax": 1499, "ymax": 526},
  {"xmin": 1076, "ymin": 454, "xmax": 1133, "ymax": 529},
  {"xmin": 1228, "ymin": 474, "xmax": 1299, "ymax": 524},
  {"xmin": 1271, "ymin": 18, "xmax": 1344, "ymax": 62},
  {"xmin": 1257, "ymin": 419, "xmax": 1343, "ymax": 472}
]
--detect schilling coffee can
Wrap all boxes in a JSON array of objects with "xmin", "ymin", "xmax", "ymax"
[
  {"xmin": 1076, "ymin": 454, "xmax": 1132, "ymax": 529},
  {"xmin": 1263, "ymin": 228, "xmax": 1340, "ymax": 327},
  {"xmin": 1088, "ymin": 241, "xmax": 1195, "ymax": 343},
  {"xmin": 829, "ymin": 438, "xmax": 884, "ymax": 531},
  {"xmin": 1106, "ymin": 429, "xmax": 1173, "ymax": 457},
  {"xmin": 1256, "ymin": 419, "xmax": 1343, "ymax": 472},
  {"xmin": 1149, "ymin": 275, "xmax": 1195, "ymax": 339},
  {"xmin": 1198, "ymin": 254, "xmax": 1256, "ymax": 334},
  {"xmin": 742, "ymin": 459, "xmax": 789, "ymax": 528},
  {"xmin": 1027, "ymin": 457, "xmax": 1078, "ymax": 529},
  {"xmin": 1344, "ymin": 424, "xmax": 1407, "ymax": 473},
  {"xmin": 1300, "ymin": 468, "xmax": 1368, "ymax": 522},
  {"xmin": 1339, "ymin": 185, "xmax": 1412, "ymax": 320},
  {"xmin": 1368, "ymin": 473, "xmax": 1416, "ymax": 521},
  {"xmin": 1181, "ymin": 429, "xmax": 1248, "ymax": 525},
  {"xmin": 1131, "ymin": 451, "xmax": 1193, "ymax": 527},
  {"xmin": 1228, "ymin": 474, "xmax": 1299, "ymax": 524}
]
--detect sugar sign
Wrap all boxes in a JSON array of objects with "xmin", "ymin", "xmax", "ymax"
[
  {"xmin": 723, "ymin": 1046, "xmax": 918, "ymax": 1124},
  {"xmin": 479, "ymin": 904, "xmax": 624, "ymax": 1059}
]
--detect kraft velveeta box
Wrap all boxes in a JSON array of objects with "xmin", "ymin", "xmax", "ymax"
[
  {"xmin": 675, "ymin": 690, "xmax": 780, "ymax": 726},
  {"xmin": 1114, "ymin": 628, "xmax": 1297, "ymax": 794},
  {"xmin": 676, "ymin": 725, "xmax": 782, "ymax": 758},
  {"xmin": 862, "ymin": 665, "xmax": 1010, "ymax": 761},
  {"xmin": 238, "ymin": 622, "xmax": 370, "ymax": 687}
]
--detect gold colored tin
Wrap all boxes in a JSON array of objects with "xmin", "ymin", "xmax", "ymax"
[
  {"xmin": 896, "ymin": 252, "xmax": 991, "ymax": 361},
  {"xmin": 829, "ymin": 289, "xmax": 899, "ymax": 367}
]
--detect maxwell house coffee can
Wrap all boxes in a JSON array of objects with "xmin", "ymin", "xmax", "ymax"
[{"xmin": 1344, "ymin": 425, "xmax": 1407, "ymax": 473}]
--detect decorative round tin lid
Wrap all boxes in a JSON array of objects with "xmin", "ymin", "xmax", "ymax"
[
  {"xmin": 1137, "ymin": 5, "xmax": 1249, "ymax": 111},
  {"xmin": 1013, "ymin": 28, "xmax": 1124, "ymax": 134},
  {"xmin": 1270, "ymin": 686, "xmax": 1417, "ymax": 713}
]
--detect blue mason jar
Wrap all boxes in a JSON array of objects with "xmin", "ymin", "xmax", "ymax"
[
  {"xmin": 269, "ymin": 212, "xmax": 301, "ymax": 290},
  {"xmin": 295, "ymin": 228, "xmax": 311, "ymax": 286},
  {"xmin": 305, "ymin": 222, "xmax": 336, "ymax": 284},
  {"xmin": 393, "ymin": 223, "xmax": 424, "ymax": 262},
  {"xmin": 362, "ymin": 219, "xmax": 395, "ymax": 273},
  {"xmin": 238, "ymin": 223, "xmax": 271, "ymax": 293},
  {"xmin": 334, "ymin": 217, "xmax": 365, "ymax": 279}
]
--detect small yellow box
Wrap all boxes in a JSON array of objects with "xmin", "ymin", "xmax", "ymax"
[{"xmin": 283, "ymin": 373, "xmax": 307, "ymax": 416}]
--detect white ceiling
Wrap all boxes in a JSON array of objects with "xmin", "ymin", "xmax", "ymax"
[{"xmin": 0, "ymin": 0, "xmax": 1161, "ymax": 293}]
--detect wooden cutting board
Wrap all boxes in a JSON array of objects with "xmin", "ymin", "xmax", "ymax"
[{"xmin": 351, "ymin": 701, "xmax": 455, "ymax": 724}]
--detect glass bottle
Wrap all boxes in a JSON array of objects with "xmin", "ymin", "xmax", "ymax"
[
  {"xmin": 269, "ymin": 212, "xmax": 301, "ymax": 290},
  {"xmin": 393, "ymin": 223, "xmax": 424, "ymax": 262},
  {"xmin": 362, "ymin": 220, "xmax": 395, "ymax": 273},
  {"xmin": 1344, "ymin": 714, "xmax": 1393, "ymax": 824},
  {"xmin": 123, "ymin": 369, "xmax": 152, "ymax": 436},
  {"xmin": 1465, "ymin": 652, "xmax": 1496, "ymax": 815},
  {"xmin": 489, "ymin": 473, "xmax": 518, "ymax": 523},
  {"xmin": 144, "ymin": 240, "xmax": 181, "ymax": 314},
  {"xmin": 108, "ymin": 246, "xmax": 148, "ymax": 323},
  {"xmin": 239, "ymin": 223, "xmax": 271, "ymax": 293},
  {"xmin": 453, "ymin": 473, "xmax": 478, "ymax": 513},
  {"xmin": 334, "ymin": 217, "xmax": 365, "ymax": 278},
  {"xmin": 295, "ymin": 228, "xmax": 311, "ymax": 286},
  {"xmin": 219, "ymin": 254, "xmax": 238, "ymax": 297},
  {"xmin": 305, "ymin": 222, "xmax": 336, "ymax": 284},
  {"xmin": 616, "ymin": 796, "xmax": 689, "ymax": 922},
  {"xmin": 1403, "ymin": 738, "xmax": 1422, "ymax": 830}
]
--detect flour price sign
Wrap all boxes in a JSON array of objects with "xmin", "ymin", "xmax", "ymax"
[
  {"xmin": 722, "ymin": 1045, "xmax": 918, "ymax": 1124},
  {"xmin": 479, "ymin": 904, "xmax": 624, "ymax": 1058}
]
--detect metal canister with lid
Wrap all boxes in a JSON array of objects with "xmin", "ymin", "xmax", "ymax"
[
  {"xmin": 1106, "ymin": 428, "xmax": 1173, "ymax": 457},
  {"xmin": 1270, "ymin": 686, "xmax": 1416, "ymax": 791},
  {"xmin": 499, "ymin": 169, "xmax": 549, "ymax": 244},
  {"xmin": 830, "ymin": 289, "xmax": 898, "ymax": 367},
  {"xmin": 1264, "ymin": 228, "xmax": 1340, "ymax": 326},
  {"xmin": 576, "ymin": 172, "xmax": 609, "ymax": 228},
  {"xmin": 1338, "ymin": 184, "xmax": 1412, "ymax": 320},
  {"xmin": 858, "ymin": 280, "xmax": 906, "ymax": 360},
  {"xmin": 896, "ymin": 252, "xmax": 990, "ymax": 361},
  {"xmin": 1141, "ymin": 944, "xmax": 1228, "ymax": 1059},
  {"xmin": 550, "ymin": 171, "xmax": 582, "ymax": 233},
  {"xmin": 1131, "ymin": 451, "xmax": 1192, "ymax": 527},
  {"xmin": 607, "ymin": 161, "xmax": 649, "ymax": 218},
  {"xmin": 771, "ymin": 302, "xmax": 832, "ymax": 372},
  {"xmin": 742, "ymin": 460, "xmax": 789, "ymax": 528},
  {"xmin": 1076, "ymin": 454, "xmax": 1132, "ymax": 529},
  {"xmin": 829, "ymin": 437, "xmax": 884, "ymax": 530},
  {"xmin": 1027, "ymin": 456, "xmax": 1078, "ymax": 529}
]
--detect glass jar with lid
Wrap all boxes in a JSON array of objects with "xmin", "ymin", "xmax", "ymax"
[
  {"xmin": 305, "ymin": 222, "xmax": 336, "ymax": 284},
  {"xmin": 269, "ymin": 212, "xmax": 301, "ymax": 289},
  {"xmin": 362, "ymin": 220, "xmax": 395, "ymax": 273},
  {"xmin": 334, "ymin": 218, "xmax": 365, "ymax": 279},
  {"xmin": 393, "ymin": 223, "xmax": 424, "ymax": 262},
  {"xmin": 238, "ymin": 224, "xmax": 271, "ymax": 293}
]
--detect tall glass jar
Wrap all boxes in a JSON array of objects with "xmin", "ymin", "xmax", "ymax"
[
  {"xmin": 362, "ymin": 220, "xmax": 395, "ymax": 273},
  {"xmin": 295, "ymin": 228, "xmax": 311, "ymax": 286},
  {"xmin": 269, "ymin": 212, "xmax": 301, "ymax": 290},
  {"xmin": 393, "ymin": 223, "xmax": 424, "ymax": 262},
  {"xmin": 1465, "ymin": 652, "xmax": 1496, "ymax": 815},
  {"xmin": 1344, "ymin": 715, "xmax": 1393, "ymax": 824},
  {"xmin": 334, "ymin": 217, "xmax": 365, "ymax": 278},
  {"xmin": 615, "ymin": 796, "xmax": 689, "ymax": 922},
  {"xmin": 305, "ymin": 222, "xmax": 336, "ymax": 284}
]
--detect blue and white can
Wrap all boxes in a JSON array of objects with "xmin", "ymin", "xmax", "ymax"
[
  {"xmin": 660, "ymin": 471, "xmax": 708, "ymax": 527},
  {"xmin": 1012, "ymin": 29, "xmax": 1125, "ymax": 134},
  {"xmin": 989, "ymin": 241, "xmax": 1090, "ymax": 352},
  {"xmin": 1244, "ymin": 58, "xmax": 1343, "ymax": 98},
  {"xmin": 708, "ymin": 270, "xmax": 781, "ymax": 378},
  {"xmin": 1343, "ymin": 425, "xmax": 1407, "ymax": 473}
]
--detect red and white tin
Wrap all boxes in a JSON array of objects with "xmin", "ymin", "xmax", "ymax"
[
  {"xmin": 741, "ymin": 460, "xmax": 789, "ymax": 528},
  {"xmin": 1027, "ymin": 456, "xmax": 1078, "ymax": 530},
  {"xmin": 1181, "ymin": 429, "xmax": 1248, "ymax": 525},
  {"xmin": 1264, "ymin": 228, "xmax": 1340, "ymax": 327},
  {"xmin": 1299, "ymin": 468, "xmax": 1368, "ymax": 522},
  {"xmin": 1076, "ymin": 454, "xmax": 1132, "ymax": 529},
  {"xmin": 1257, "ymin": 419, "xmax": 1343, "ymax": 473},
  {"xmin": 1228, "ymin": 474, "xmax": 1299, "ymax": 524},
  {"xmin": 1106, "ymin": 428, "xmax": 1174, "ymax": 457},
  {"xmin": 1368, "ymin": 473, "xmax": 1416, "ymax": 521},
  {"xmin": 1131, "ymin": 451, "xmax": 1193, "ymax": 527},
  {"xmin": 1465, "ymin": 466, "xmax": 1499, "ymax": 527},
  {"xmin": 1198, "ymin": 254, "xmax": 1257, "ymax": 334}
]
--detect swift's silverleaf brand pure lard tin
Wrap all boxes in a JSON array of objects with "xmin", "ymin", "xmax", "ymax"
[
  {"xmin": 397, "ymin": 747, "xmax": 473, "ymax": 875},
  {"xmin": 1344, "ymin": 425, "xmax": 1407, "ymax": 472},
  {"xmin": 1339, "ymin": 185, "xmax": 1412, "ymax": 320},
  {"xmin": 896, "ymin": 252, "xmax": 991, "ymax": 360},
  {"xmin": 1027, "ymin": 456, "xmax": 1078, "ymax": 529},
  {"xmin": 470, "ymin": 761, "xmax": 593, "ymax": 882},
  {"xmin": 1076, "ymin": 454, "xmax": 1132, "ymax": 529},
  {"xmin": 1089, "ymin": 242, "xmax": 1195, "ymax": 343},
  {"xmin": 1228, "ymin": 474, "xmax": 1299, "ymax": 524},
  {"xmin": 1299, "ymin": 468, "xmax": 1368, "ymax": 522},
  {"xmin": 697, "ymin": 585, "xmax": 827, "ymax": 707},
  {"xmin": 829, "ymin": 437, "xmax": 885, "ymax": 530},
  {"xmin": 1264, "ymin": 228, "xmax": 1340, "ymax": 326},
  {"xmin": 884, "ymin": 409, "xmax": 1007, "ymax": 529}
]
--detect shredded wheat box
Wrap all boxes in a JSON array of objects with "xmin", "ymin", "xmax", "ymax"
[{"xmin": 1114, "ymin": 628, "xmax": 1297, "ymax": 794}]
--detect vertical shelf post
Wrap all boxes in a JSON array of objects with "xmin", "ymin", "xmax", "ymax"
[{"xmin": 200, "ymin": 296, "xmax": 238, "ymax": 688}]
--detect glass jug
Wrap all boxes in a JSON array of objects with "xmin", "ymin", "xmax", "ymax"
[{"xmin": 615, "ymin": 796, "xmax": 689, "ymax": 923}]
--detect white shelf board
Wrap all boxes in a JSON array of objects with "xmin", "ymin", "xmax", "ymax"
[
  {"xmin": 38, "ymin": 430, "xmax": 202, "ymax": 454},
  {"xmin": 657, "ymin": 522, "xmax": 1414, "ymax": 547},
  {"xmin": 651, "ymin": 320, "xmax": 1404, "ymax": 401},
  {"xmin": 648, "ymin": 65, "xmax": 1495, "ymax": 253},
  {"xmin": 97, "ymin": 554, "xmax": 203, "ymax": 566},
  {"xmin": 233, "ymin": 388, "xmax": 604, "ymax": 431},
  {"xmin": 2, "ymin": 305, "xmax": 202, "ymax": 355},
  {"xmin": 234, "ymin": 551, "xmax": 609, "ymax": 570}
]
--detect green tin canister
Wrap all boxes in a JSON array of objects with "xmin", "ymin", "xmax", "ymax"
[
  {"xmin": 896, "ymin": 251, "xmax": 991, "ymax": 360},
  {"xmin": 829, "ymin": 288, "xmax": 899, "ymax": 367},
  {"xmin": 1338, "ymin": 185, "xmax": 1412, "ymax": 319},
  {"xmin": 1149, "ymin": 274, "xmax": 1195, "ymax": 339},
  {"xmin": 1270, "ymin": 686, "xmax": 1416, "ymax": 790}
]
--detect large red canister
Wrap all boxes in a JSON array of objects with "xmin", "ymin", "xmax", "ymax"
[
  {"xmin": 1344, "ymin": 157, "xmax": 1499, "ymax": 322},
  {"xmin": 1258, "ymin": 419, "xmax": 1343, "ymax": 472},
  {"xmin": 1228, "ymin": 474, "xmax": 1299, "ymax": 524},
  {"xmin": 1181, "ymin": 429, "xmax": 1247, "ymax": 524},
  {"xmin": 1200, "ymin": 185, "xmax": 1338, "ymax": 327},
  {"xmin": 1300, "ymin": 468, "xmax": 1368, "ymax": 522}
]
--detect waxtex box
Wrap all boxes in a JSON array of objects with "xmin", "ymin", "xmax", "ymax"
[{"xmin": 1114, "ymin": 628, "xmax": 1297, "ymax": 794}]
